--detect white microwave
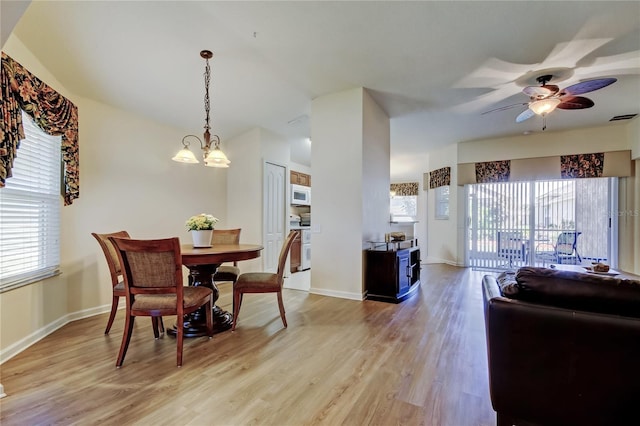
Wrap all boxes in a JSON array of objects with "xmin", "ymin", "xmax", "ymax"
[{"xmin": 291, "ymin": 184, "xmax": 311, "ymax": 205}]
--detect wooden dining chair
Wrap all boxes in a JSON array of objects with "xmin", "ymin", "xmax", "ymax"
[
  {"xmin": 109, "ymin": 236, "xmax": 214, "ymax": 367},
  {"xmin": 212, "ymin": 228, "xmax": 242, "ymax": 284},
  {"xmin": 232, "ymin": 230, "xmax": 298, "ymax": 331},
  {"xmin": 91, "ymin": 231, "xmax": 164, "ymax": 337}
]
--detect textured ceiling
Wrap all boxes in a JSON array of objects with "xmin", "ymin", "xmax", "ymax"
[{"xmin": 6, "ymin": 1, "xmax": 640, "ymax": 177}]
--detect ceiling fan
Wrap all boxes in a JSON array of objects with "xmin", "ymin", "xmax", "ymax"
[{"xmin": 483, "ymin": 75, "xmax": 617, "ymax": 130}]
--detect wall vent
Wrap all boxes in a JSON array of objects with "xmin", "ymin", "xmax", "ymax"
[{"xmin": 609, "ymin": 114, "xmax": 637, "ymax": 122}]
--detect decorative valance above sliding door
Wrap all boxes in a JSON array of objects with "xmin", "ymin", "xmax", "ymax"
[
  {"xmin": 1, "ymin": 52, "xmax": 79, "ymax": 205},
  {"xmin": 458, "ymin": 150, "xmax": 631, "ymax": 185}
]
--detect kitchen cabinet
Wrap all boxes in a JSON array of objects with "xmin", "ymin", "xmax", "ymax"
[
  {"xmin": 365, "ymin": 243, "xmax": 420, "ymax": 303},
  {"xmin": 290, "ymin": 232, "xmax": 302, "ymax": 272},
  {"xmin": 291, "ymin": 170, "xmax": 311, "ymax": 187}
]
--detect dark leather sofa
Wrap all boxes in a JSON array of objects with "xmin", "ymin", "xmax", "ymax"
[{"xmin": 482, "ymin": 266, "xmax": 640, "ymax": 426}]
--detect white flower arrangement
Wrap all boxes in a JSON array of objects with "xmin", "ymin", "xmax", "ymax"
[{"xmin": 185, "ymin": 213, "xmax": 219, "ymax": 231}]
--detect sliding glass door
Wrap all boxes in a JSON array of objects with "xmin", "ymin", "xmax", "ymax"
[{"xmin": 466, "ymin": 178, "xmax": 617, "ymax": 270}]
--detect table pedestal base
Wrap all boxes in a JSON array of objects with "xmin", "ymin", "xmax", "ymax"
[
  {"xmin": 167, "ymin": 262, "xmax": 233, "ymax": 338},
  {"xmin": 167, "ymin": 306, "xmax": 232, "ymax": 337}
]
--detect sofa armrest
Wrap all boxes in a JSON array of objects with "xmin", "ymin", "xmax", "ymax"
[{"xmin": 482, "ymin": 275, "xmax": 640, "ymax": 425}]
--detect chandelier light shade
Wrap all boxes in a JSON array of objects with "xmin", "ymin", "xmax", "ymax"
[
  {"xmin": 172, "ymin": 136, "xmax": 201, "ymax": 163},
  {"xmin": 529, "ymin": 98, "xmax": 561, "ymax": 115},
  {"xmin": 172, "ymin": 50, "xmax": 230, "ymax": 168}
]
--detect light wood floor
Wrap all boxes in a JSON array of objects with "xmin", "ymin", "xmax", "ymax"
[{"xmin": 0, "ymin": 264, "xmax": 496, "ymax": 426}]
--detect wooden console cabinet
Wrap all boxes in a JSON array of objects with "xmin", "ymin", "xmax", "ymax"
[{"xmin": 365, "ymin": 243, "xmax": 420, "ymax": 303}]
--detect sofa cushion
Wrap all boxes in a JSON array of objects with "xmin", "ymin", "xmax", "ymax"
[{"xmin": 510, "ymin": 266, "xmax": 640, "ymax": 318}]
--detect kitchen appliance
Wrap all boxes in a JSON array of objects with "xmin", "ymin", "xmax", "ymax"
[
  {"xmin": 289, "ymin": 213, "xmax": 301, "ymax": 227},
  {"xmin": 300, "ymin": 228, "xmax": 311, "ymax": 270},
  {"xmin": 291, "ymin": 184, "xmax": 311, "ymax": 206},
  {"xmin": 300, "ymin": 212, "xmax": 311, "ymax": 226}
]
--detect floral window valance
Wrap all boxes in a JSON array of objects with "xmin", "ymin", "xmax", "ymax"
[
  {"xmin": 429, "ymin": 167, "xmax": 451, "ymax": 189},
  {"xmin": 390, "ymin": 182, "xmax": 418, "ymax": 196},
  {"xmin": 475, "ymin": 160, "xmax": 510, "ymax": 183},
  {"xmin": 560, "ymin": 153, "xmax": 604, "ymax": 179},
  {"xmin": 1, "ymin": 52, "xmax": 79, "ymax": 205}
]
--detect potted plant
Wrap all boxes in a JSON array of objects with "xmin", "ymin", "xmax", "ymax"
[{"xmin": 185, "ymin": 213, "xmax": 219, "ymax": 247}]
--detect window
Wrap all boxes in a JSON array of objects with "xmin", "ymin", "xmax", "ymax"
[
  {"xmin": 0, "ymin": 111, "xmax": 62, "ymax": 292},
  {"xmin": 435, "ymin": 185, "xmax": 450, "ymax": 220},
  {"xmin": 390, "ymin": 195, "xmax": 417, "ymax": 222}
]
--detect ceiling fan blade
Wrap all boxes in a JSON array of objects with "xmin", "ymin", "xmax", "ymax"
[
  {"xmin": 561, "ymin": 78, "xmax": 617, "ymax": 96},
  {"xmin": 481, "ymin": 102, "xmax": 528, "ymax": 115},
  {"xmin": 516, "ymin": 108, "xmax": 535, "ymax": 123},
  {"xmin": 557, "ymin": 96, "xmax": 595, "ymax": 110}
]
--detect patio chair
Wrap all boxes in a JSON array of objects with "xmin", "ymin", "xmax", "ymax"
[
  {"xmin": 497, "ymin": 231, "xmax": 526, "ymax": 268},
  {"xmin": 535, "ymin": 231, "xmax": 582, "ymax": 265}
]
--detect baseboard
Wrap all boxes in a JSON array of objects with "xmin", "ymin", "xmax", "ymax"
[
  {"xmin": 423, "ymin": 257, "xmax": 464, "ymax": 267},
  {"xmin": 309, "ymin": 287, "xmax": 364, "ymax": 301},
  {"xmin": 0, "ymin": 303, "xmax": 114, "ymax": 364}
]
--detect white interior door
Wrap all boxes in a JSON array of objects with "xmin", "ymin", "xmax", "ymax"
[{"xmin": 263, "ymin": 162, "xmax": 286, "ymax": 273}]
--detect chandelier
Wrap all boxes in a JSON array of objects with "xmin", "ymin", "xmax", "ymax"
[{"xmin": 172, "ymin": 50, "xmax": 230, "ymax": 168}]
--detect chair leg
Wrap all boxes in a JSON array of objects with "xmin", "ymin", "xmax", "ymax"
[
  {"xmin": 232, "ymin": 290, "xmax": 243, "ymax": 331},
  {"xmin": 116, "ymin": 315, "xmax": 135, "ymax": 367},
  {"xmin": 152, "ymin": 316, "xmax": 160, "ymax": 339},
  {"xmin": 158, "ymin": 316, "xmax": 165, "ymax": 334},
  {"xmin": 231, "ymin": 281, "xmax": 236, "ymax": 319},
  {"xmin": 105, "ymin": 295, "xmax": 119, "ymax": 334},
  {"xmin": 177, "ymin": 312, "xmax": 184, "ymax": 367},
  {"xmin": 277, "ymin": 291, "xmax": 287, "ymax": 328},
  {"xmin": 205, "ymin": 299, "xmax": 214, "ymax": 338}
]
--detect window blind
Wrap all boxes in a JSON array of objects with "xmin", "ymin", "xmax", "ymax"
[{"xmin": 0, "ymin": 111, "xmax": 62, "ymax": 291}]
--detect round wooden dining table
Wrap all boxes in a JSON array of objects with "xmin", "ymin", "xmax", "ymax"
[{"xmin": 168, "ymin": 243, "xmax": 263, "ymax": 337}]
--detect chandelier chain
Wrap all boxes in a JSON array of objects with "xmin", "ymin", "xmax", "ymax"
[{"xmin": 203, "ymin": 59, "xmax": 211, "ymax": 132}]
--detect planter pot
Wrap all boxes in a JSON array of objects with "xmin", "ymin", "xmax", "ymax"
[{"xmin": 191, "ymin": 230, "xmax": 213, "ymax": 248}]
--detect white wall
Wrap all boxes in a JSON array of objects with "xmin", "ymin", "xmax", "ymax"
[
  {"xmin": 362, "ymin": 89, "xmax": 391, "ymax": 245},
  {"xmin": 225, "ymin": 127, "xmax": 289, "ymax": 272},
  {"xmin": 1, "ymin": 35, "xmax": 227, "ymax": 358},
  {"xmin": 311, "ymin": 87, "xmax": 389, "ymax": 300},
  {"xmin": 426, "ymin": 144, "xmax": 460, "ymax": 265},
  {"xmin": 458, "ymin": 124, "xmax": 631, "ymax": 163},
  {"xmin": 629, "ymin": 117, "xmax": 640, "ymax": 160}
]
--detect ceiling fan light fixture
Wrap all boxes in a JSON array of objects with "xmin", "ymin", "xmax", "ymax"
[{"xmin": 530, "ymin": 98, "xmax": 561, "ymax": 115}]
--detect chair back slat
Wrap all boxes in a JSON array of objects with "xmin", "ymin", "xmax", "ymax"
[
  {"xmin": 92, "ymin": 231, "xmax": 130, "ymax": 282},
  {"xmin": 126, "ymin": 251, "xmax": 178, "ymax": 288},
  {"xmin": 212, "ymin": 228, "xmax": 241, "ymax": 245},
  {"xmin": 110, "ymin": 237, "xmax": 183, "ymax": 297}
]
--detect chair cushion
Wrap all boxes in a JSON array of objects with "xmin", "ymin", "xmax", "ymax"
[
  {"xmin": 235, "ymin": 272, "xmax": 280, "ymax": 291},
  {"xmin": 214, "ymin": 265, "xmax": 240, "ymax": 282},
  {"xmin": 132, "ymin": 287, "xmax": 212, "ymax": 311}
]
